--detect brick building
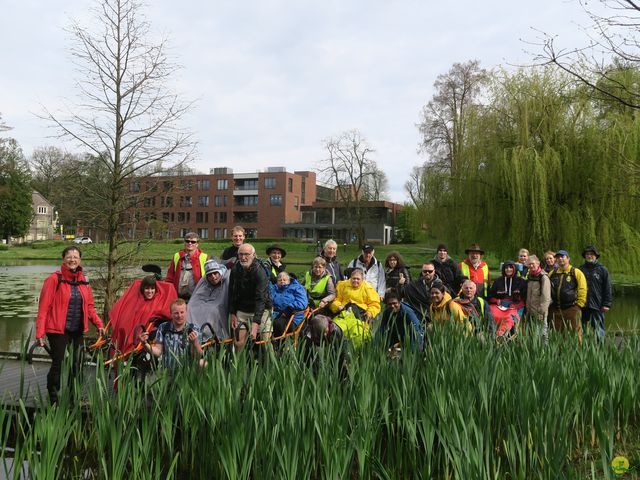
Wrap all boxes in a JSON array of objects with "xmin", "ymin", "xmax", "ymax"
[{"xmin": 128, "ymin": 167, "xmax": 316, "ymax": 240}]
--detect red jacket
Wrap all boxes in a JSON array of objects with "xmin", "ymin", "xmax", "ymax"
[
  {"xmin": 165, "ymin": 248, "xmax": 207, "ymax": 292},
  {"xmin": 36, "ymin": 264, "xmax": 104, "ymax": 339}
]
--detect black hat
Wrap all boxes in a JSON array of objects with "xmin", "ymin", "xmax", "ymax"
[
  {"xmin": 436, "ymin": 243, "xmax": 448, "ymax": 251},
  {"xmin": 266, "ymin": 244, "xmax": 287, "ymax": 257},
  {"xmin": 362, "ymin": 243, "xmax": 374, "ymax": 253},
  {"xmin": 581, "ymin": 245, "xmax": 600, "ymax": 259}
]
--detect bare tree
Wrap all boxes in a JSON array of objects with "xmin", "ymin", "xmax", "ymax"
[
  {"xmin": 44, "ymin": 0, "xmax": 194, "ymax": 314},
  {"xmin": 538, "ymin": 0, "xmax": 640, "ymax": 109},
  {"xmin": 0, "ymin": 113, "xmax": 11, "ymax": 133},
  {"xmin": 417, "ymin": 60, "xmax": 489, "ymax": 176},
  {"xmin": 361, "ymin": 164, "xmax": 389, "ymax": 201},
  {"xmin": 319, "ymin": 129, "xmax": 380, "ymax": 246}
]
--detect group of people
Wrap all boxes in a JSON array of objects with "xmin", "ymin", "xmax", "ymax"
[{"xmin": 34, "ymin": 226, "xmax": 613, "ymax": 403}]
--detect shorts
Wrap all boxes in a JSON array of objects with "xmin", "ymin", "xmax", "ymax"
[{"xmin": 235, "ymin": 310, "xmax": 273, "ymax": 335}]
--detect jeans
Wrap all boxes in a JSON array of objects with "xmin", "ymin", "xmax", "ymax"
[
  {"xmin": 582, "ymin": 308, "xmax": 606, "ymax": 339},
  {"xmin": 46, "ymin": 331, "xmax": 84, "ymax": 403}
]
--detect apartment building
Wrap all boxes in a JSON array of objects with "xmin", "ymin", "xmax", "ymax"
[{"xmin": 128, "ymin": 167, "xmax": 317, "ymax": 240}]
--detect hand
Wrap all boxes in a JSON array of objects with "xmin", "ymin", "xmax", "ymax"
[
  {"xmin": 318, "ymin": 301, "xmax": 326, "ymax": 309},
  {"xmin": 37, "ymin": 337, "xmax": 45, "ymax": 347},
  {"xmin": 251, "ymin": 322, "xmax": 259, "ymax": 340},
  {"xmin": 98, "ymin": 327, "xmax": 106, "ymax": 338},
  {"xmin": 602, "ymin": 306, "xmax": 610, "ymax": 313},
  {"xmin": 231, "ymin": 314, "xmax": 238, "ymax": 330},
  {"xmin": 363, "ymin": 312, "xmax": 372, "ymax": 324},
  {"xmin": 398, "ymin": 273, "xmax": 406, "ymax": 285},
  {"xmin": 139, "ymin": 332, "xmax": 149, "ymax": 343},
  {"xmin": 188, "ymin": 331, "xmax": 198, "ymax": 343}
]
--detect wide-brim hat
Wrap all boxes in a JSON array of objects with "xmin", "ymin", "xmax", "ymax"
[
  {"xmin": 465, "ymin": 243, "xmax": 484, "ymax": 255},
  {"xmin": 581, "ymin": 245, "xmax": 600, "ymax": 259},
  {"xmin": 266, "ymin": 244, "xmax": 287, "ymax": 257}
]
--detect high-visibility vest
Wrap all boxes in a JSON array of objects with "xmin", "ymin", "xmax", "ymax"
[
  {"xmin": 304, "ymin": 272, "xmax": 330, "ymax": 303},
  {"xmin": 459, "ymin": 261, "xmax": 490, "ymax": 297},
  {"xmin": 173, "ymin": 251, "xmax": 207, "ymax": 277}
]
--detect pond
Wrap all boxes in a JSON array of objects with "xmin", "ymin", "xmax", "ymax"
[{"xmin": 0, "ymin": 264, "xmax": 637, "ymax": 352}]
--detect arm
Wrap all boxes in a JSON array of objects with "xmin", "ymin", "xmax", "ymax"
[
  {"xmin": 35, "ymin": 274, "xmax": 58, "ymax": 340},
  {"xmin": 574, "ymin": 268, "xmax": 588, "ymax": 308},
  {"xmin": 540, "ymin": 275, "xmax": 552, "ymax": 312},
  {"xmin": 602, "ymin": 267, "xmax": 613, "ymax": 310},
  {"xmin": 252, "ymin": 266, "xmax": 270, "ymax": 324},
  {"xmin": 188, "ymin": 326, "xmax": 203, "ymax": 358},
  {"xmin": 376, "ymin": 264, "xmax": 387, "ymax": 298},
  {"xmin": 84, "ymin": 285, "xmax": 104, "ymax": 331},
  {"xmin": 364, "ymin": 283, "xmax": 381, "ymax": 319},
  {"xmin": 330, "ymin": 281, "xmax": 346, "ymax": 313},
  {"xmin": 140, "ymin": 330, "xmax": 163, "ymax": 358},
  {"xmin": 165, "ymin": 255, "xmax": 177, "ymax": 285},
  {"xmin": 320, "ymin": 277, "xmax": 336, "ymax": 307},
  {"xmin": 291, "ymin": 282, "xmax": 309, "ymax": 311}
]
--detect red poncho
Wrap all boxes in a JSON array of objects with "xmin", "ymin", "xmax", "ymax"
[{"xmin": 109, "ymin": 279, "xmax": 177, "ymax": 354}]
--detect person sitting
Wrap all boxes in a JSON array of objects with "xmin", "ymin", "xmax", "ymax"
[
  {"xmin": 302, "ymin": 256, "xmax": 336, "ymax": 315},
  {"xmin": 488, "ymin": 260, "xmax": 527, "ymax": 336},
  {"xmin": 384, "ymin": 251, "xmax": 411, "ymax": 291},
  {"xmin": 453, "ymin": 279, "xmax": 494, "ymax": 336},
  {"xmin": 375, "ymin": 290, "xmax": 424, "ymax": 351},
  {"xmin": 271, "ymin": 272, "xmax": 308, "ymax": 338},
  {"xmin": 139, "ymin": 299, "xmax": 203, "ymax": 371},
  {"xmin": 187, "ymin": 259, "xmax": 231, "ymax": 343},
  {"xmin": 429, "ymin": 281, "xmax": 466, "ymax": 326},
  {"xmin": 400, "ymin": 261, "xmax": 441, "ymax": 324},
  {"xmin": 330, "ymin": 268, "xmax": 381, "ymax": 324},
  {"xmin": 265, "ymin": 244, "xmax": 287, "ymax": 284}
]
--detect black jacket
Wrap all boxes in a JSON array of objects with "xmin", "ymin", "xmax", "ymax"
[
  {"xmin": 488, "ymin": 261, "xmax": 527, "ymax": 304},
  {"xmin": 229, "ymin": 259, "xmax": 272, "ymax": 324},
  {"xmin": 578, "ymin": 261, "xmax": 613, "ymax": 310},
  {"xmin": 432, "ymin": 256, "xmax": 465, "ymax": 294},
  {"xmin": 385, "ymin": 266, "xmax": 411, "ymax": 291},
  {"xmin": 399, "ymin": 274, "xmax": 443, "ymax": 322},
  {"xmin": 321, "ymin": 253, "xmax": 343, "ymax": 285}
]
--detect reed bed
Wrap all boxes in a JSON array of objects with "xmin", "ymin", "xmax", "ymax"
[{"xmin": 2, "ymin": 328, "xmax": 639, "ymax": 479}]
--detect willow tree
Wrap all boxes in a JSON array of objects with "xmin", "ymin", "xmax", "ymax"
[{"xmin": 45, "ymin": 0, "xmax": 194, "ymax": 315}]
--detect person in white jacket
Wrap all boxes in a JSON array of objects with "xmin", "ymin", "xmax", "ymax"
[{"xmin": 347, "ymin": 244, "xmax": 386, "ymax": 299}]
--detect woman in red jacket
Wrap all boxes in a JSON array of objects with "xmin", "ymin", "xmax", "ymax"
[{"xmin": 36, "ymin": 246, "xmax": 104, "ymax": 404}]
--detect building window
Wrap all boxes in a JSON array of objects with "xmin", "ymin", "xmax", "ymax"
[
  {"xmin": 198, "ymin": 195, "xmax": 209, "ymax": 207},
  {"xmin": 294, "ymin": 196, "xmax": 299, "ymax": 210},
  {"xmin": 233, "ymin": 211, "xmax": 258, "ymax": 223},
  {"xmin": 217, "ymin": 179, "xmax": 228, "ymax": 190},
  {"xmin": 196, "ymin": 212, "xmax": 209, "ymax": 223},
  {"xmin": 214, "ymin": 228, "xmax": 225, "ymax": 240},
  {"xmin": 197, "ymin": 179, "xmax": 210, "ymax": 190},
  {"xmin": 180, "ymin": 196, "xmax": 192, "ymax": 207},
  {"xmin": 235, "ymin": 179, "xmax": 258, "ymax": 190},
  {"xmin": 161, "ymin": 196, "xmax": 174, "ymax": 208},
  {"xmin": 163, "ymin": 181, "xmax": 173, "ymax": 191},
  {"xmin": 37, "ymin": 206, "xmax": 48, "ymax": 214},
  {"xmin": 270, "ymin": 194, "xmax": 282, "ymax": 206},
  {"xmin": 180, "ymin": 179, "xmax": 193, "ymax": 190},
  {"xmin": 235, "ymin": 195, "xmax": 258, "ymax": 206},
  {"xmin": 301, "ymin": 178, "xmax": 306, "ymax": 204},
  {"xmin": 130, "ymin": 182, "xmax": 141, "ymax": 193},
  {"xmin": 143, "ymin": 197, "xmax": 155, "ymax": 208},
  {"xmin": 214, "ymin": 211, "xmax": 228, "ymax": 223},
  {"xmin": 197, "ymin": 228, "xmax": 209, "ymax": 239},
  {"xmin": 177, "ymin": 212, "xmax": 191, "ymax": 222},
  {"xmin": 146, "ymin": 181, "xmax": 158, "ymax": 192},
  {"xmin": 214, "ymin": 195, "xmax": 227, "ymax": 207},
  {"xmin": 162, "ymin": 212, "xmax": 174, "ymax": 222},
  {"xmin": 288, "ymin": 178, "xmax": 293, "ymax": 192},
  {"xmin": 264, "ymin": 177, "xmax": 276, "ymax": 189}
]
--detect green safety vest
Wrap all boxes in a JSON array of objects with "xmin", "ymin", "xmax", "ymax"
[
  {"xmin": 173, "ymin": 251, "xmax": 207, "ymax": 277},
  {"xmin": 304, "ymin": 272, "xmax": 330, "ymax": 301}
]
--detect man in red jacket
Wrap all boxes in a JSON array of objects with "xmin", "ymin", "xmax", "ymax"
[{"xmin": 165, "ymin": 232, "xmax": 208, "ymax": 300}]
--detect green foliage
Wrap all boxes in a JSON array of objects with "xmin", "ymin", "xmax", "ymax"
[
  {"xmin": 3, "ymin": 331, "xmax": 640, "ymax": 477},
  {"xmin": 30, "ymin": 240, "xmax": 66, "ymax": 249},
  {"xmin": 415, "ymin": 65, "xmax": 640, "ymax": 270},
  {"xmin": 0, "ymin": 244, "xmax": 7, "ymax": 251},
  {"xmin": 0, "ymin": 138, "xmax": 32, "ymax": 242}
]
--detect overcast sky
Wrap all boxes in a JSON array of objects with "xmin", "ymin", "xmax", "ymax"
[{"xmin": 1, "ymin": 0, "xmax": 600, "ymax": 202}]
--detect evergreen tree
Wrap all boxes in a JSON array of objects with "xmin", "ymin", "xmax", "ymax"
[{"xmin": 0, "ymin": 138, "xmax": 33, "ymax": 243}]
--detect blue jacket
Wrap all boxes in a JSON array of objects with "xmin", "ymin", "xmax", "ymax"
[
  {"xmin": 270, "ymin": 279, "xmax": 308, "ymax": 326},
  {"xmin": 375, "ymin": 302, "xmax": 424, "ymax": 351},
  {"xmin": 578, "ymin": 261, "xmax": 613, "ymax": 310}
]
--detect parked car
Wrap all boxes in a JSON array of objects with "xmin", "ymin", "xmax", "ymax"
[{"xmin": 73, "ymin": 236, "xmax": 93, "ymax": 244}]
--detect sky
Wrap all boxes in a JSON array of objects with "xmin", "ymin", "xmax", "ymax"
[{"xmin": 0, "ymin": 0, "xmax": 601, "ymax": 202}]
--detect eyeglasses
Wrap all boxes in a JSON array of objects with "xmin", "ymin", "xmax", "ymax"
[
  {"xmin": 184, "ymin": 240, "xmax": 198, "ymax": 244},
  {"xmin": 237, "ymin": 252, "xmax": 252, "ymax": 257},
  {"xmin": 422, "ymin": 269, "xmax": 435, "ymax": 274}
]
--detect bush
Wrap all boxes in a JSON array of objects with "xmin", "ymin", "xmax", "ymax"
[
  {"xmin": 31, "ymin": 240, "xmax": 66, "ymax": 249},
  {"xmin": 0, "ymin": 244, "xmax": 8, "ymax": 251}
]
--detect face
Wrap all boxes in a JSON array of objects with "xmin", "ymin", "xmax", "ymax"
[
  {"xmin": 63, "ymin": 249, "xmax": 81, "ymax": 271},
  {"xmin": 277, "ymin": 275, "xmax": 290, "ymax": 288},
  {"xmin": 388, "ymin": 257, "xmax": 398, "ymax": 267},
  {"xmin": 184, "ymin": 237, "xmax": 198, "ymax": 253},
  {"xmin": 362, "ymin": 250, "xmax": 374, "ymax": 263},
  {"xmin": 143, "ymin": 286, "xmax": 156, "ymax": 300},
  {"xmin": 269, "ymin": 249, "xmax": 282, "ymax": 263},
  {"xmin": 421, "ymin": 264, "xmax": 435, "ymax": 279},
  {"xmin": 526, "ymin": 260, "xmax": 539, "ymax": 272},
  {"xmin": 461, "ymin": 282, "xmax": 476, "ymax": 299},
  {"xmin": 518, "ymin": 251, "xmax": 528, "ymax": 263},
  {"xmin": 430, "ymin": 288, "xmax": 444, "ymax": 304},
  {"xmin": 232, "ymin": 231, "xmax": 245, "ymax": 247},
  {"xmin": 544, "ymin": 254, "xmax": 555, "ymax": 266},
  {"xmin": 170, "ymin": 304, "xmax": 187, "ymax": 328},
  {"xmin": 386, "ymin": 298, "xmax": 401, "ymax": 313},
  {"xmin": 238, "ymin": 245, "xmax": 255, "ymax": 268},
  {"xmin": 556, "ymin": 255, "xmax": 569, "ymax": 268},
  {"xmin": 468, "ymin": 251, "xmax": 481, "ymax": 262},
  {"xmin": 504, "ymin": 265, "xmax": 515, "ymax": 277},
  {"xmin": 207, "ymin": 271, "xmax": 222, "ymax": 285},
  {"xmin": 350, "ymin": 273, "xmax": 363, "ymax": 288},
  {"xmin": 585, "ymin": 252, "xmax": 597, "ymax": 263},
  {"xmin": 312, "ymin": 263, "xmax": 325, "ymax": 276},
  {"xmin": 437, "ymin": 248, "xmax": 448, "ymax": 261},
  {"xmin": 324, "ymin": 243, "xmax": 337, "ymax": 257}
]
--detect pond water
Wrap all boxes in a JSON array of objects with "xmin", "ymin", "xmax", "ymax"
[{"xmin": 0, "ymin": 264, "xmax": 637, "ymax": 352}]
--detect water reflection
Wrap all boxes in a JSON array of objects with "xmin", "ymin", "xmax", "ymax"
[{"xmin": 0, "ymin": 264, "xmax": 637, "ymax": 352}]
